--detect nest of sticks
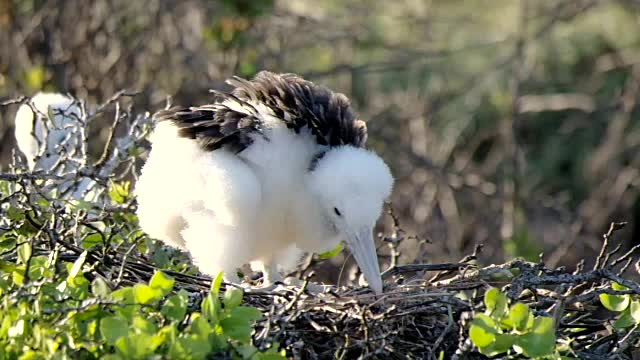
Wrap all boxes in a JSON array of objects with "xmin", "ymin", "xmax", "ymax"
[{"xmin": 166, "ymin": 228, "xmax": 640, "ymax": 360}]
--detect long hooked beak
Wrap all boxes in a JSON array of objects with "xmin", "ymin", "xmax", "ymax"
[{"xmin": 346, "ymin": 228, "xmax": 383, "ymax": 294}]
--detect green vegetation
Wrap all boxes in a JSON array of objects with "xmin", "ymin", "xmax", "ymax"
[
  {"xmin": 469, "ymin": 288, "xmax": 560, "ymax": 359},
  {"xmin": 600, "ymin": 282, "xmax": 640, "ymax": 329},
  {"xmin": 0, "ymin": 179, "xmax": 284, "ymax": 359}
]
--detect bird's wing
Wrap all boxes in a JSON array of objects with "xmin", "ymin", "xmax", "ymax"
[
  {"xmin": 136, "ymin": 120, "xmax": 262, "ymax": 253},
  {"xmin": 154, "ymin": 102, "xmax": 262, "ymax": 154},
  {"xmin": 194, "ymin": 150, "xmax": 262, "ymax": 227},
  {"xmin": 229, "ymin": 72, "xmax": 369, "ymax": 148}
]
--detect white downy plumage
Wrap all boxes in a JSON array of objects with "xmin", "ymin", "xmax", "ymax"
[
  {"xmin": 14, "ymin": 92, "xmax": 97, "ymax": 201},
  {"xmin": 135, "ymin": 72, "xmax": 393, "ymax": 293}
]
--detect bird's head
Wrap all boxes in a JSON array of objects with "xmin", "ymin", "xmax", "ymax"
[{"xmin": 308, "ymin": 146, "xmax": 393, "ymax": 294}]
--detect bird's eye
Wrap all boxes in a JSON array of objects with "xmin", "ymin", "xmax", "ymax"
[{"xmin": 334, "ymin": 207, "xmax": 342, "ymax": 216}]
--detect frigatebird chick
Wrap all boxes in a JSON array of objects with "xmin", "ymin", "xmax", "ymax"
[
  {"xmin": 14, "ymin": 92, "xmax": 97, "ymax": 201},
  {"xmin": 135, "ymin": 71, "xmax": 393, "ymax": 293}
]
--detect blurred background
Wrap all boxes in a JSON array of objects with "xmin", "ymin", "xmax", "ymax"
[{"xmin": 1, "ymin": 0, "xmax": 640, "ymax": 274}]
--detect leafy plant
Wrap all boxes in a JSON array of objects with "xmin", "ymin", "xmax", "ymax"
[
  {"xmin": 108, "ymin": 180, "xmax": 131, "ymax": 204},
  {"xmin": 0, "ymin": 251, "xmax": 284, "ymax": 360},
  {"xmin": 0, "ymin": 186, "xmax": 284, "ymax": 359},
  {"xmin": 599, "ymin": 282, "xmax": 640, "ymax": 329},
  {"xmin": 469, "ymin": 288, "xmax": 560, "ymax": 358}
]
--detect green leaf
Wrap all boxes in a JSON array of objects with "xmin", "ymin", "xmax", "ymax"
[
  {"xmin": 101, "ymin": 355, "xmax": 124, "ymax": 360},
  {"xmin": 508, "ymin": 303, "xmax": 530, "ymax": 332},
  {"xmin": 0, "ymin": 259, "xmax": 20, "ymax": 273},
  {"xmin": 224, "ymin": 287, "xmax": 244, "ymax": 310},
  {"xmin": 600, "ymin": 292, "xmax": 630, "ymax": 312},
  {"xmin": 162, "ymin": 291, "xmax": 189, "ymax": 322},
  {"xmin": 12, "ymin": 268, "xmax": 26, "ymax": 286},
  {"xmin": 26, "ymin": 256, "xmax": 49, "ymax": 281},
  {"xmin": 469, "ymin": 314, "xmax": 498, "ymax": 348},
  {"xmin": 253, "ymin": 353, "xmax": 288, "ymax": 360},
  {"xmin": 109, "ymin": 181, "xmax": 130, "ymax": 204},
  {"xmin": 132, "ymin": 316, "xmax": 158, "ymax": 334},
  {"xmin": 111, "ymin": 287, "xmax": 138, "ymax": 319},
  {"xmin": 91, "ymin": 277, "xmax": 111, "ymax": 298},
  {"xmin": 35, "ymin": 197, "xmax": 50, "ymax": 208},
  {"xmin": 514, "ymin": 317, "xmax": 556, "ymax": 358},
  {"xmin": 318, "ymin": 242, "xmax": 344, "ymax": 259},
  {"xmin": 17, "ymin": 240, "xmax": 32, "ymax": 264},
  {"xmin": 82, "ymin": 233, "xmax": 102, "ymax": 249},
  {"xmin": 115, "ymin": 333, "xmax": 158, "ymax": 359},
  {"xmin": 191, "ymin": 314, "xmax": 212, "ymax": 337},
  {"xmin": 0, "ymin": 180, "xmax": 10, "ymax": 196},
  {"xmin": 133, "ymin": 284, "xmax": 163, "ymax": 305},
  {"xmin": 613, "ymin": 307, "xmax": 636, "ymax": 329},
  {"xmin": 220, "ymin": 316, "xmax": 252, "ymax": 343},
  {"xmin": 484, "ymin": 288, "xmax": 508, "ymax": 319},
  {"xmin": 179, "ymin": 334, "xmax": 211, "ymax": 359},
  {"xmin": 68, "ymin": 251, "xmax": 88, "ymax": 279},
  {"xmin": 629, "ymin": 300, "xmax": 640, "ymax": 323},
  {"xmin": 202, "ymin": 292, "xmax": 221, "ymax": 325},
  {"xmin": 212, "ymin": 272, "xmax": 224, "ymax": 296},
  {"xmin": 479, "ymin": 334, "xmax": 515, "ymax": 357},
  {"xmin": 157, "ymin": 324, "xmax": 177, "ymax": 344},
  {"xmin": 236, "ymin": 344, "xmax": 259, "ymax": 359},
  {"xmin": 111, "ymin": 287, "xmax": 134, "ymax": 302},
  {"xmin": 149, "ymin": 271, "xmax": 174, "ymax": 297},
  {"xmin": 100, "ymin": 316, "xmax": 129, "ymax": 345},
  {"xmin": 613, "ymin": 282, "xmax": 629, "ymax": 291},
  {"xmin": 7, "ymin": 206, "xmax": 24, "ymax": 222},
  {"xmin": 230, "ymin": 306, "xmax": 262, "ymax": 322},
  {"xmin": 0, "ymin": 235, "xmax": 17, "ymax": 252},
  {"xmin": 221, "ymin": 306, "xmax": 263, "ymax": 342},
  {"xmin": 67, "ymin": 274, "xmax": 90, "ymax": 299}
]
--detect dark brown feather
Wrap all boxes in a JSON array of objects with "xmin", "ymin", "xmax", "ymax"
[{"xmin": 154, "ymin": 71, "xmax": 367, "ymax": 153}]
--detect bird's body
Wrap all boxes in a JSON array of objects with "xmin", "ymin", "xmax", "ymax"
[
  {"xmin": 136, "ymin": 72, "xmax": 393, "ymax": 292},
  {"xmin": 14, "ymin": 92, "xmax": 82, "ymax": 171},
  {"xmin": 137, "ymin": 112, "xmax": 337, "ymax": 281},
  {"xmin": 14, "ymin": 92, "xmax": 97, "ymax": 201}
]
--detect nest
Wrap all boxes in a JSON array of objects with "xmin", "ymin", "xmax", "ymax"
[
  {"xmin": 40, "ymin": 222, "xmax": 638, "ymax": 359},
  {"xmin": 147, "ymin": 236, "xmax": 640, "ymax": 359}
]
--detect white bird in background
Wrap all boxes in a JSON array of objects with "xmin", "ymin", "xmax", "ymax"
[
  {"xmin": 14, "ymin": 92, "xmax": 97, "ymax": 201},
  {"xmin": 135, "ymin": 71, "xmax": 393, "ymax": 293}
]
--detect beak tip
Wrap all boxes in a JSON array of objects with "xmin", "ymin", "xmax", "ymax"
[
  {"xmin": 348, "ymin": 228, "xmax": 383, "ymax": 294},
  {"xmin": 371, "ymin": 281, "xmax": 383, "ymax": 294},
  {"xmin": 365, "ymin": 275, "xmax": 383, "ymax": 294}
]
